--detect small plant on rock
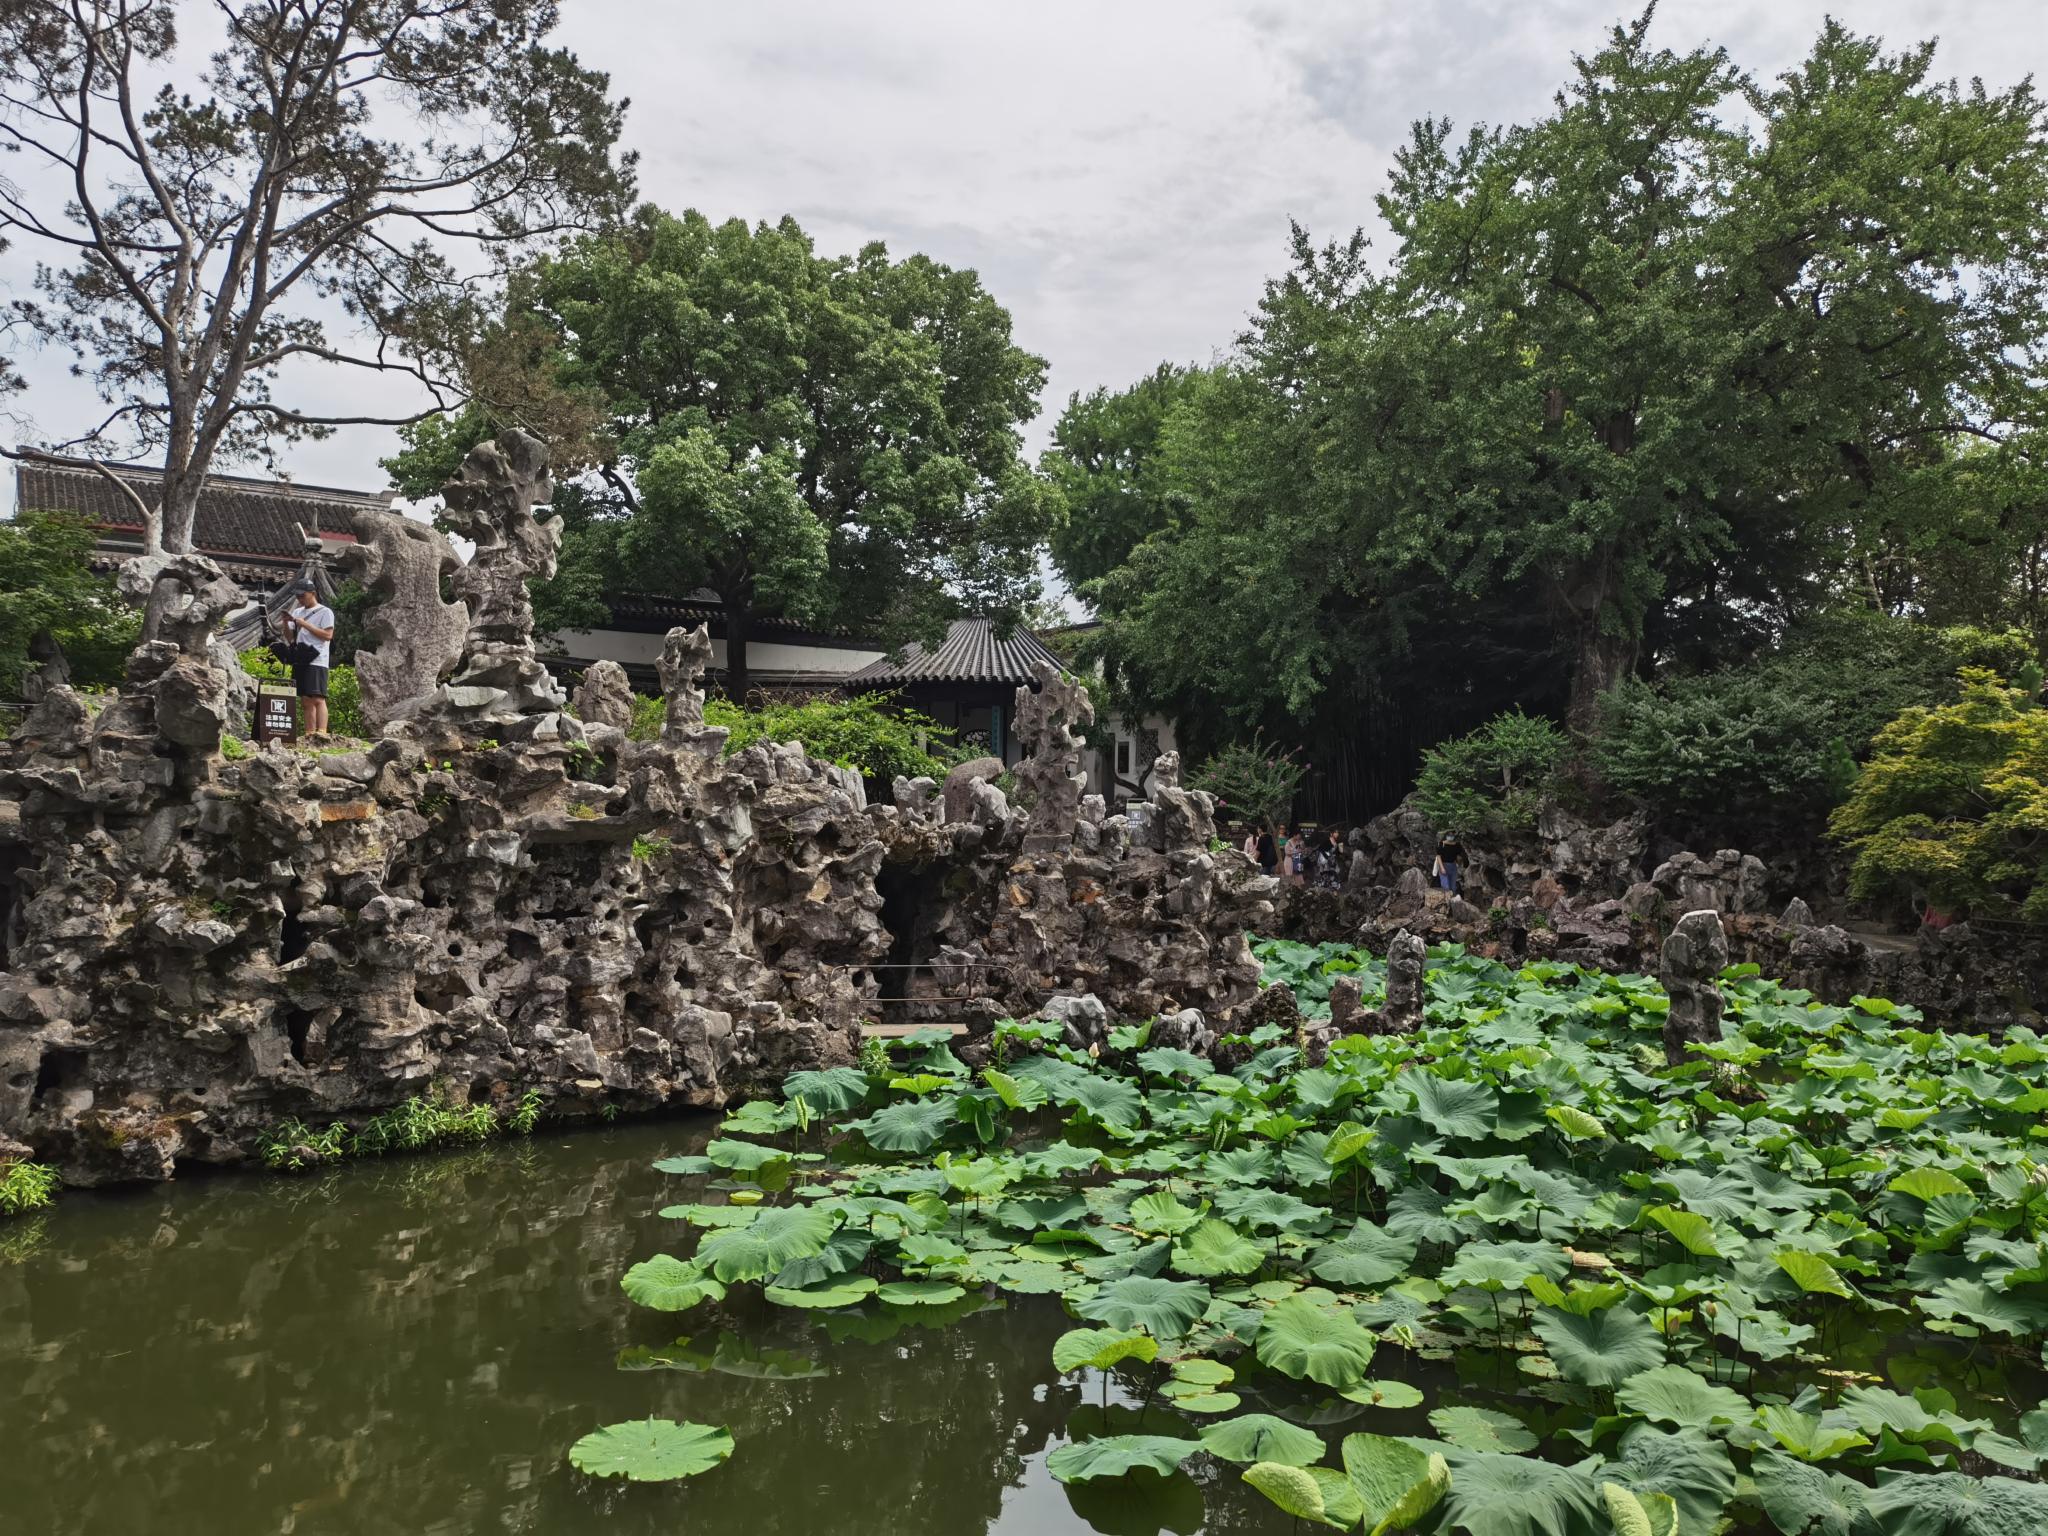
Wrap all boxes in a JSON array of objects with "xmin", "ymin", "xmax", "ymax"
[{"xmin": 0, "ymin": 1160, "xmax": 59, "ymax": 1217}]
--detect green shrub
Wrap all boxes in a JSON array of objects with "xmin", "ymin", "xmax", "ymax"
[
  {"xmin": 1830, "ymin": 668, "xmax": 2048, "ymax": 920},
  {"xmin": 0, "ymin": 508, "xmax": 139, "ymax": 698},
  {"xmin": 238, "ymin": 647, "xmax": 365, "ymax": 738},
  {"xmin": 1413, "ymin": 709, "xmax": 1569, "ymax": 836},
  {"xmin": 1595, "ymin": 613, "xmax": 2036, "ymax": 816},
  {"xmin": 628, "ymin": 691, "xmax": 665, "ymax": 743},
  {"xmin": 1187, "ymin": 733, "xmax": 1304, "ymax": 824},
  {"xmin": 0, "ymin": 1159, "xmax": 59, "ymax": 1217},
  {"xmin": 628, "ymin": 690, "xmax": 955, "ymax": 781}
]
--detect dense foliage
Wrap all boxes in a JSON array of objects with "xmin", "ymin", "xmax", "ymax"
[
  {"xmin": 600, "ymin": 943, "xmax": 2048, "ymax": 1530},
  {"xmin": 1188, "ymin": 735, "xmax": 1306, "ymax": 826},
  {"xmin": 1594, "ymin": 616, "xmax": 2038, "ymax": 822},
  {"xmin": 1051, "ymin": 15, "xmax": 2048, "ymax": 804},
  {"xmin": 237, "ymin": 650, "xmax": 366, "ymax": 740},
  {"xmin": 705, "ymin": 693, "xmax": 956, "ymax": 785},
  {"xmin": 0, "ymin": 509, "xmax": 139, "ymax": 698},
  {"xmin": 1830, "ymin": 670, "xmax": 2048, "ymax": 921},
  {"xmin": 387, "ymin": 206, "xmax": 1056, "ymax": 696},
  {"xmin": 1043, "ymin": 363, "xmax": 1206, "ymax": 591},
  {"xmin": 1413, "ymin": 712, "xmax": 1570, "ymax": 837},
  {"xmin": 625, "ymin": 691, "xmax": 955, "ymax": 784}
]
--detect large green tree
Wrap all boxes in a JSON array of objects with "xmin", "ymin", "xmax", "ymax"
[
  {"xmin": 391, "ymin": 207, "xmax": 1056, "ymax": 698},
  {"xmin": 1043, "ymin": 363, "xmax": 1205, "ymax": 593},
  {"xmin": 1068, "ymin": 13, "xmax": 2048, "ymax": 772},
  {"xmin": 1370, "ymin": 14, "xmax": 2047, "ymax": 732}
]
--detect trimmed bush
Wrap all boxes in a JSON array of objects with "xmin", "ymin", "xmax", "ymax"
[{"xmin": 1413, "ymin": 709, "xmax": 1568, "ymax": 836}]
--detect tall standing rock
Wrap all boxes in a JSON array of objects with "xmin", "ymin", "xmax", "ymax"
[
  {"xmin": 1384, "ymin": 929, "xmax": 1428, "ymax": 1032},
  {"xmin": 1660, "ymin": 908, "xmax": 1729, "ymax": 1065},
  {"xmin": 570, "ymin": 659, "xmax": 635, "ymax": 734},
  {"xmin": 1013, "ymin": 661, "xmax": 1092, "ymax": 853},
  {"xmin": 425, "ymin": 429, "xmax": 568, "ymax": 729},
  {"xmin": 339, "ymin": 507, "xmax": 468, "ymax": 729},
  {"xmin": 657, "ymin": 625, "xmax": 726, "ymax": 755}
]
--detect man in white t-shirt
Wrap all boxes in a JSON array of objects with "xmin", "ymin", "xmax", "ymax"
[{"xmin": 281, "ymin": 583, "xmax": 336, "ymax": 737}]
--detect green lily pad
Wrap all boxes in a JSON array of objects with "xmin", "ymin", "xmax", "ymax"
[{"xmin": 568, "ymin": 1419, "xmax": 734, "ymax": 1482}]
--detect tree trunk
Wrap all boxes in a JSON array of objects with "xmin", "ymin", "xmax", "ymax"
[
  {"xmin": 724, "ymin": 595, "xmax": 753, "ymax": 704},
  {"xmin": 1566, "ymin": 617, "xmax": 1637, "ymax": 740}
]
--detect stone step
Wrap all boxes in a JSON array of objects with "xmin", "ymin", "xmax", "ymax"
[{"xmin": 859, "ymin": 1022, "xmax": 969, "ymax": 1038}]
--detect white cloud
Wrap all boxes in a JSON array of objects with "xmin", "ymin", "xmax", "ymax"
[{"xmin": 5, "ymin": 0, "xmax": 2042, "ymax": 502}]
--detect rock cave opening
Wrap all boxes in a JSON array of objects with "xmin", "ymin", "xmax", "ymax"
[
  {"xmin": 279, "ymin": 911, "xmax": 311, "ymax": 965},
  {"xmin": 284, "ymin": 1009, "xmax": 315, "ymax": 1066},
  {"xmin": 873, "ymin": 860, "xmax": 952, "ymax": 1025},
  {"xmin": 0, "ymin": 846, "xmax": 22, "ymax": 970},
  {"xmin": 31, "ymin": 1046, "xmax": 87, "ymax": 1111}
]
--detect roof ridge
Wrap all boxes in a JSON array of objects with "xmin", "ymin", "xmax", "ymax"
[{"xmin": 16, "ymin": 452, "xmax": 394, "ymax": 505}]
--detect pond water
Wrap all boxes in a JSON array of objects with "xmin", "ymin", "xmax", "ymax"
[{"xmin": 0, "ymin": 1120, "xmax": 1305, "ymax": 1536}]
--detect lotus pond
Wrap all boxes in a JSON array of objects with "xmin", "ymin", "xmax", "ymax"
[
  {"xmin": 4, "ymin": 943, "xmax": 2046, "ymax": 1535},
  {"xmin": 595, "ymin": 942, "xmax": 2048, "ymax": 1535}
]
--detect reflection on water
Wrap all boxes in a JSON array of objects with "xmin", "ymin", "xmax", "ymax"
[{"xmin": 0, "ymin": 1120, "xmax": 1297, "ymax": 1536}]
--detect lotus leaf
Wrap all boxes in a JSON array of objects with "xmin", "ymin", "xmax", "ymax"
[
  {"xmin": 1242, "ymin": 1462, "xmax": 1362, "ymax": 1529},
  {"xmin": 762, "ymin": 1274, "xmax": 878, "ymax": 1309},
  {"xmin": 694, "ymin": 1206, "xmax": 840, "ymax": 1284},
  {"xmin": 1198, "ymin": 1413, "xmax": 1327, "ymax": 1466},
  {"xmin": 1615, "ymin": 1363, "xmax": 1752, "ymax": 1430},
  {"xmin": 1776, "ymin": 1250, "xmax": 1854, "ymax": 1299},
  {"xmin": 782, "ymin": 1066, "xmax": 872, "ymax": 1113},
  {"xmin": 1602, "ymin": 1483, "xmax": 1679, "ymax": 1536},
  {"xmin": 1532, "ymin": 1307, "xmax": 1664, "ymax": 1387},
  {"xmin": 875, "ymin": 1280, "xmax": 965, "ymax": 1306},
  {"xmin": 1128, "ymin": 1191, "xmax": 1206, "ymax": 1236},
  {"xmin": 567, "ymin": 1419, "xmax": 734, "ymax": 1482},
  {"xmin": 1761, "ymin": 1406, "xmax": 1873, "ymax": 1462},
  {"xmin": 1340, "ymin": 1379, "xmax": 1427, "ymax": 1409},
  {"xmin": 1604, "ymin": 1426, "xmax": 1739, "ymax": 1534},
  {"xmin": 1256, "ymin": 1294, "xmax": 1378, "ymax": 1388},
  {"xmin": 1863, "ymin": 1469, "xmax": 2048, "ymax": 1536},
  {"xmin": 1888, "ymin": 1167, "xmax": 1973, "ymax": 1202},
  {"xmin": 1044, "ymin": 1434, "xmax": 1198, "ymax": 1483},
  {"xmin": 848, "ymin": 1099, "xmax": 957, "ymax": 1152},
  {"xmin": 1075, "ymin": 1275, "xmax": 1212, "ymax": 1338},
  {"xmin": 1052, "ymin": 1327, "xmax": 1158, "ymax": 1373},
  {"xmin": 1433, "ymin": 1448, "xmax": 1604, "ymax": 1536},
  {"xmin": 1170, "ymin": 1218, "xmax": 1266, "ymax": 1278},
  {"xmin": 1341, "ymin": 1433, "xmax": 1451, "ymax": 1535},
  {"xmin": 1308, "ymin": 1220, "xmax": 1417, "ymax": 1288},
  {"xmin": 620, "ymin": 1255, "xmax": 727, "ymax": 1312},
  {"xmin": 1429, "ymin": 1405, "xmax": 1539, "ymax": 1453}
]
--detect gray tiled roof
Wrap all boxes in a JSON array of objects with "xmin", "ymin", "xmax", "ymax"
[
  {"xmin": 14, "ymin": 454, "xmax": 389, "ymax": 563},
  {"xmin": 603, "ymin": 591, "xmax": 876, "ymax": 643},
  {"xmin": 844, "ymin": 617, "xmax": 1067, "ymax": 686}
]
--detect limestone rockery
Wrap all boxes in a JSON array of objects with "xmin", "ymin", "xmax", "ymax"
[{"xmin": 0, "ymin": 432, "xmax": 1269, "ymax": 1186}]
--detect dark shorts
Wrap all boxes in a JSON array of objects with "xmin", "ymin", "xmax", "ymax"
[{"xmin": 294, "ymin": 664, "xmax": 329, "ymax": 699}]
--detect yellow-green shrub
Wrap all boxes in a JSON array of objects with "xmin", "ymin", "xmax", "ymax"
[{"xmin": 1830, "ymin": 669, "xmax": 2048, "ymax": 920}]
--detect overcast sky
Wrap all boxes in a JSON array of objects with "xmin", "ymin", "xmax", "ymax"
[{"xmin": 4, "ymin": 0, "xmax": 2045, "ymax": 500}]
